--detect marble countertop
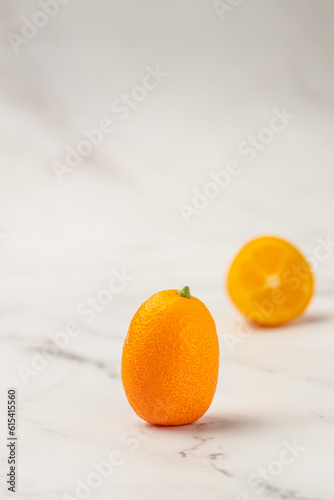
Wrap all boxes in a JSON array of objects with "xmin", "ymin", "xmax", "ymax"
[
  {"xmin": 1, "ymin": 252, "xmax": 334, "ymax": 500},
  {"xmin": 1, "ymin": 1, "xmax": 334, "ymax": 498}
]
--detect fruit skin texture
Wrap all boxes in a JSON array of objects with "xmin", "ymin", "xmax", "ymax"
[
  {"xmin": 227, "ymin": 236, "xmax": 314, "ymax": 327},
  {"xmin": 121, "ymin": 288, "xmax": 219, "ymax": 426}
]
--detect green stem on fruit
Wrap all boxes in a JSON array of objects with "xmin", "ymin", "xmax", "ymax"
[{"xmin": 177, "ymin": 286, "xmax": 191, "ymax": 298}]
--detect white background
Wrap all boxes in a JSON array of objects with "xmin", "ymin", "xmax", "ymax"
[{"xmin": 1, "ymin": 1, "xmax": 334, "ymax": 499}]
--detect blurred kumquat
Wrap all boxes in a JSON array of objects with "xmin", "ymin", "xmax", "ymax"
[{"xmin": 227, "ymin": 236, "xmax": 314, "ymax": 326}]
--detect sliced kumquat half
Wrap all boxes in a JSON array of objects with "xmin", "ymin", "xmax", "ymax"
[{"xmin": 227, "ymin": 236, "xmax": 314, "ymax": 326}]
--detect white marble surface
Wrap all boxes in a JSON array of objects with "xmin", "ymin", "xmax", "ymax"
[
  {"xmin": 1, "ymin": 267, "xmax": 334, "ymax": 500},
  {"xmin": 1, "ymin": 1, "xmax": 334, "ymax": 499}
]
